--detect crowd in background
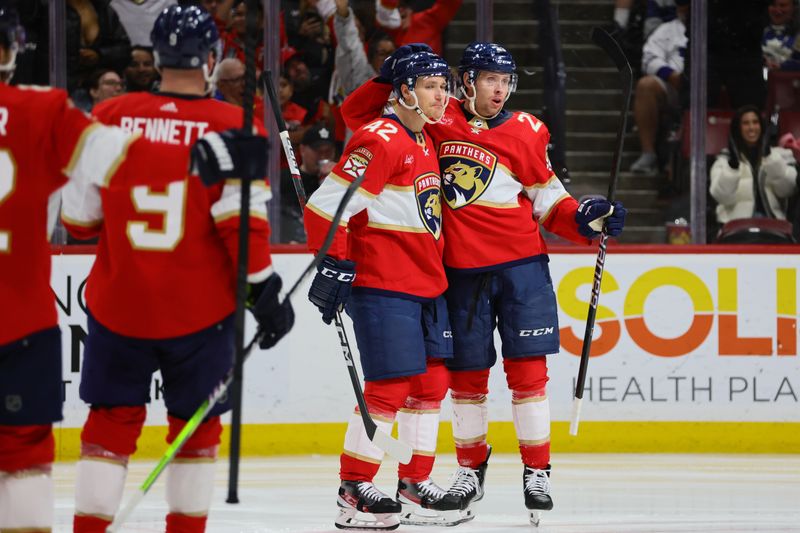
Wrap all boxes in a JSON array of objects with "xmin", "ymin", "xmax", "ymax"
[{"xmin": 9, "ymin": 0, "xmax": 800, "ymax": 244}]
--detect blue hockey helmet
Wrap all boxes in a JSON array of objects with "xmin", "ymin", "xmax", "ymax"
[
  {"xmin": 458, "ymin": 41, "xmax": 516, "ymax": 77},
  {"xmin": 151, "ymin": 5, "xmax": 221, "ymax": 70},
  {"xmin": 0, "ymin": 1, "xmax": 24, "ymax": 80},
  {"xmin": 391, "ymin": 50, "xmax": 451, "ymax": 95}
]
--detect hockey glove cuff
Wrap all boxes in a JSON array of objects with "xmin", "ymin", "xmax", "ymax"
[
  {"xmin": 191, "ymin": 129, "xmax": 268, "ymax": 186},
  {"xmin": 249, "ymin": 273, "xmax": 295, "ymax": 349},
  {"xmin": 308, "ymin": 256, "xmax": 356, "ymax": 325}
]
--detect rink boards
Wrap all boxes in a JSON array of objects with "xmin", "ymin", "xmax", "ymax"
[{"xmin": 48, "ymin": 246, "xmax": 800, "ymax": 460}]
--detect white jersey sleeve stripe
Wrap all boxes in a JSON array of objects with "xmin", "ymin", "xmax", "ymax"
[
  {"xmin": 210, "ymin": 179, "xmax": 271, "ymax": 221},
  {"xmin": 307, "ymin": 173, "xmax": 374, "ymax": 224}
]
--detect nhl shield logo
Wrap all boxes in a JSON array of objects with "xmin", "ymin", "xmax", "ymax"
[
  {"xmin": 415, "ymin": 173, "xmax": 442, "ymax": 240},
  {"xmin": 439, "ymin": 141, "xmax": 497, "ymax": 209},
  {"xmin": 4, "ymin": 394, "xmax": 22, "ymax": 413}
]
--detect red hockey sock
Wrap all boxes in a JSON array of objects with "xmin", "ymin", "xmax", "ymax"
[
  {"xmin": 73, "ymin": 514, "xmax": 111, "ymax": 533},
  {"xmin": 166, "ymin": 512, "xmax": 208, "ymax": 533}
]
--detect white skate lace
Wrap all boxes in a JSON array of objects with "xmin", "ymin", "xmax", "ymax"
[
  {"xmin": 524, "ymin": 469, "xmax": 551, "ymax": 495},
  {"xmin": 447, "ymin": 467, "xmax": 479, "ymax": 496},
  {"xmin": 357, "ymin": 481, "xmax": 390, "ymax": 503},
  {"xmin": 416, "ymin": 479, "xmax": 447, "ymax": 500}
]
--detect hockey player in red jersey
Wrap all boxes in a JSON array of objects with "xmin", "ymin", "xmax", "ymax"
[
  {"xmin": 304, "ymin": 49, "xmax": 465, "ymax": 530},
  {"xmin": 60, "ymin": 6, "xmax": 294, "ymax": 532},
  {"xmin": 341, "ymin": 42, "xmax": 627, "ymax": 526}
]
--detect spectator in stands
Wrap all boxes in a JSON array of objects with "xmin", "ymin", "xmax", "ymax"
[
  {"xmin": 284, "ymin": 47, "xmax": 334, "ymax": 132},
  {"xmin": 710, "ymin": 105, "xmax": 797, "ymax": 227},
  {"xmin": 629, "ymin": 0, "xmax": 688, "ymax": 175},
  {"xmin": 278, "ymin": 71, "xmax": 311, "ymax": 145},
  {"xmin": 375, "ymin": 0, "xmax": 462, "ymax": 56},
  {"xmin": 762, "ymin": 0, "xmax": 800, "ymax": 71},
  {"xmin": 110, "ymin": 0, "xmax": 175, "ymax": 46},
  {"xmin": 289, "ymin": 9, "xmax": 335, "ymax": 95},
  {"xmin": 72, "ymin": 68, "xmax": 123, "ymax": 112},
  {"xmin": 644, "ymin": 0, "xmax": 676, "ymax": 39},
  {"xmin": 123, "ymin": 45, "xmax": 158, "ymax": 92},
  {"xmin": 215, "ymin": 57, "xmax": 245, "ymax": 105},
  {"xmin": 66, "ymin": 0, "xmax": 131, "ymax": 94},
  {"xmin": 330, "ymin": 0, "xmax": 395, "ymax": 143},
  {"xmin": 222, "ymin": 0, "xmax": 265, "ymax": 64},
  {"xmin": 279, "ymin": 122, "xmax": 337, "ymax": 242}
]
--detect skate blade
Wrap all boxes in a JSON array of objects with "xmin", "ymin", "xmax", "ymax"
[
  {"xmin": 529, "ymin": 510, "xmax": 543, "ymax": 527},
  {"xmin": 336, "ymin": 507, "xmax": 400, "ymax": 531},
  {"xmin": 399, "ymin": 505, "xmax": 467, "ymax": 527}
]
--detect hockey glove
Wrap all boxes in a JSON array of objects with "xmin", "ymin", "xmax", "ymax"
[
  {"xmin": 249, "ymin": 273, "xmax": 295, "ymax": 349},
  {"xmin": 378, "ymin": 43, "xmax": 434, "ymax": 83},
  {"xmin": 191, "ymin": 129, "xmax": 268, "ymax": 186},
  {"xmin": 575, "ymin": 198, "xmax": 627, "ymax": 238},
  {"xmin": 308, "ymin": 256, "xmax": 356, "ymax": 325}
]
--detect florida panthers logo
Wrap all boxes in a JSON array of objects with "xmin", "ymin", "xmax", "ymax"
[
  {"xmin": 439, "ymin": 141, "xmax": 497, "ymax": 209},
  {"xmin": 415, "ymin": 172, "xmax": 442, "ymax": 240}
]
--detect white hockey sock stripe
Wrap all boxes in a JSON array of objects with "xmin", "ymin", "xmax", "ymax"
[
  {"xmin": 343, "ymin": 411, "xmax": 394, "ymax": 463},
  {"xmin": 397, "ymin": 400, "xmax": 441, "ymax": 455},
  {"xmin": 451, "ymin": 393, "xmax": 489, "ymax": 445},
  {"xmin": 166, "ymin": 458, "xmax": 216, "ymax": 516},
  {"xmin": 512, "ymin": 391, "xmax": 551, "ymax": 443},
  {"xmin": 74, "ymin": 458, "xmax": 127, "ymax": 519},
  {"xmin": 0, "ymin": 468, "xmax": 54, "ymax": 529}
]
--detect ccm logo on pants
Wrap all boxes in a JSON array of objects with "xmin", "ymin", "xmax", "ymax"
[{"xmin": 518, "ymin": 327, "xmax": 554, "ymax": 337}]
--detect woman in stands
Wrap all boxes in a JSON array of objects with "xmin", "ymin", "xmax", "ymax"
[{"xmin": 709, "ymin": 104, "xmax": 798, "ymax": 238}]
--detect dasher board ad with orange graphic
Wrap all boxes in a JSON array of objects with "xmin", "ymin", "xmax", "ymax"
[{"xmin": 50, "ymin": 250, "xmax": 798, "ymax": 448}]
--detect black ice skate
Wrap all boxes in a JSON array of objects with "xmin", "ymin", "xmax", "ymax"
[
  {"xmin": 523, "ymin": 464, "xmax": 553, "ymax": 526},
  {"xmin": 335, "ymin": 480, "xmax": 401, "ymax": 530},
  {"xmin": 444, "ymin": 445, "xmax": 492, "ymax": 523},
  {"xmin": 396, "ymin": 477, "xmax": 465, "ymax": 526}
]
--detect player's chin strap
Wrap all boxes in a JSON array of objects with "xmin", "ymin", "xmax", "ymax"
[
  {"xmin": 396, "ymin": 89, "xmax": 449, "ymax": 125},
  {"xmin": 460, "ymin": 81, "xmax": 503, "ymax": 121}
]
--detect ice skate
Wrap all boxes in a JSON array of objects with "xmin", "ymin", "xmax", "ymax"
[
  {"xmin": 396, "ymin": 477, "xmax": 466, "ymax": 526},
  {"xmin": 335, "ymin": 480, "xmax": 401, "ymax": 530},
  {"xmin": 445, "ymin": 445, "xmax": 492, "ymax": 522},
  {"xmin": 523, "ymin": 464, "xmax": 553, "ymax": 527}
]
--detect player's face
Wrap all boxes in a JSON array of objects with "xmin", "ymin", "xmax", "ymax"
[
  {"xmin": 740, "ymin": 111, "xmax": 761, "ymax": 147},
  {"xmin": 414, "ymin": 75, "xmax": 448, "ymax": 121},
  {"xmin": 473, "ymin": 71, "xmax": 511, "ymax": 117}
]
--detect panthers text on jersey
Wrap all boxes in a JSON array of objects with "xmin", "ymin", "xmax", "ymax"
[{"xmin": 304, "ymin": 111, "xmax": 447, "ymax": 300}]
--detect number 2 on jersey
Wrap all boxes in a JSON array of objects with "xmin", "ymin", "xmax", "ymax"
[
  {"xmin": 127, "ymin": 180, "xmax": 186, "ymax": 251},
  {"xmin": 0, "ymin": 149, "xmax": 16, "ymax": 253}
]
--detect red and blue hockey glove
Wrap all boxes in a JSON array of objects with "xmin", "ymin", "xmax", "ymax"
[
  {"xmin": 575, "ymin": 198, "xmax": 627, "ymax": 238},
  {"xmin": 190, "ymin": 128, "xmax": 268, "ymax": 186},
  {"xmin": 249, "ymin": 273, "xmax": 295, "ymax": 349},
  {"xmin": 378, "ymin": 43, "xmax": 434, "ymax": 83},
  {"xmin": 308, "ymin": 256, "xmax": 356, "ymax": 325}
]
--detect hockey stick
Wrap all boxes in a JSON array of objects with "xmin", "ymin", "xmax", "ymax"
[
  {"xmin": 569, "ymin": 27, "xmax": 632, "ymax": 436},
  {"xmin": 106, "ymin": 147, "xmax": 371, "ymax": 533},
  {"xmin": 226, "ymin": 0, "xmax": 261, "ymax": 503},
  {"xmin": 263, "ymin": 73, "xmax": 412, "ymax": 464}
]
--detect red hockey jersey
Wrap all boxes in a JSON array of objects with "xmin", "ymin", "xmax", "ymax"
[
  {"xmin": 0, "ymin": 85, "xmax": 140, "ymax": 344},
  {"xmin": 61, "ymin": 92, "xmax": 273, "ymax": 338},
  {"xmin": 304, "ymin": 113, "xmax": 447, "ymax": 299},
  {"xmin": 341, "ymin": 80, "xmax": 591, "ymax": 272}
]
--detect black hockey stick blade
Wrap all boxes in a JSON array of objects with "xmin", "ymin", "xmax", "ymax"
[{"xmin": 570, "ymin": 27, "xmax": 633, "ymax": 437}]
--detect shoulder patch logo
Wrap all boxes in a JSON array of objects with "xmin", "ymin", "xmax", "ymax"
[
  {"xmin": 415, "ymin": 172, "xmax": 442, "ymax": 240},
  {"xmin": 438, "ymin": 141, "xmax": 497, "ymax": 209},
  {"xmin": 342, "ymin": 146, "xmax": 372, "ymax": 179}
]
